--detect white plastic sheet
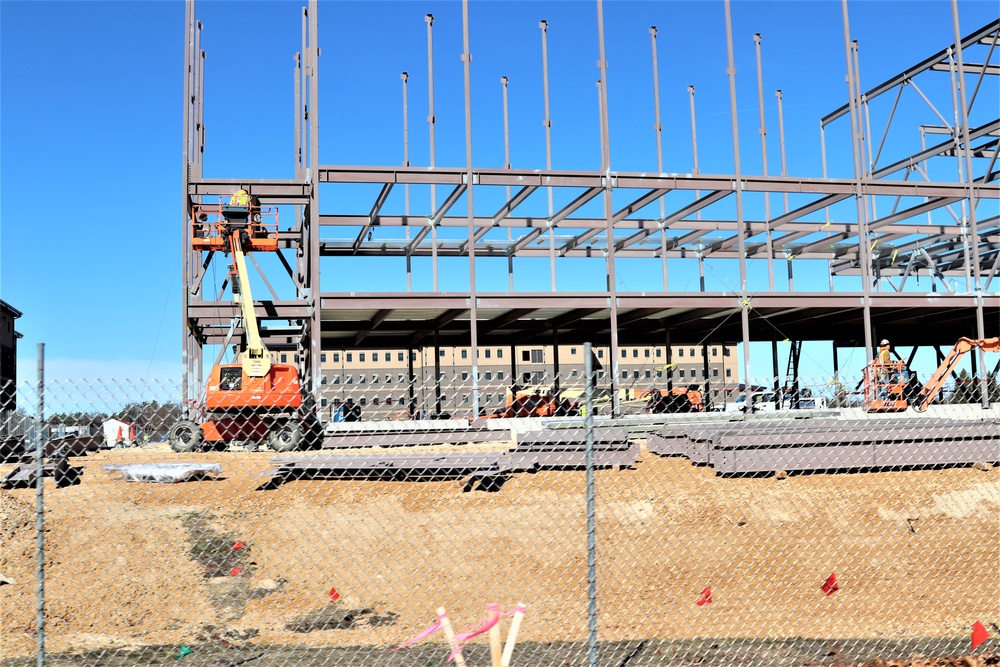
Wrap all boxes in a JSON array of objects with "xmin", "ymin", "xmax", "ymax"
[{"xmin": 102, "ymin": 463, "xmax": 222, "ymax": 483}]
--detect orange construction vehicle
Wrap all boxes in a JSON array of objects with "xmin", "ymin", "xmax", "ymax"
[
  {"xmin": 910, "ymin": 337, "xmax": 999, "ymax": 412},
  {"xmin": 487, "ymin": 385, "xmax": 580, "ymax": 418},
  {"xmin": 169, "ymin": 195, "xmax": 307, "ymax": 453},
  {"xmin": 862, "ymin": 359, "xmax": 910, "ymax": 412},
  {"xmin": 641, "ymin": 386, "xmax": 703, "ymax": 413}
]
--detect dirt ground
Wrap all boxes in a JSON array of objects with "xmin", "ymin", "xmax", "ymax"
[{"xmin": 1, "ymin": 441, "xmax": 998, "ymax": 665}]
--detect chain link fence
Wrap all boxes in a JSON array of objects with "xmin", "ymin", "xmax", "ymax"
[{"xmin": 1, "ymin": 360, "xmax": 998, "ymax": 666}]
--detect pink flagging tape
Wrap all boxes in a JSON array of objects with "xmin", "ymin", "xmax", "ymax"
[{"xmin": 390, "ymin": 620, "xmax": 443, "ymax": 651}]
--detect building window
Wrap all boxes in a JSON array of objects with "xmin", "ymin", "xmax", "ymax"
[
  {"xmin": 689, "ymin": 348, "xmax": 695, "ymax": 357},
  {"xmin": 598, "ymin": 349, "xmax": 604, "ymax": 358},
  {"xmin": 485, "ymin": 372, "xmax": 492, "ymax": 381},
  {"xmin": 570, "ymin": 347, "xmax": 577, "ymax": 355},
  {"xmin": 645, "ymin": 370, "xmax": 651, "ymax": 378},
  {"xmin": 346, "ymin": 376, "xmax": 353, "ymax": 385},
  {"xmin": 439, "ymin": 350, "xmax": 445, "ymax": 357},
  {"xmin": 294, "ymin": 354, "xmax": 299, "ymax": 363},
  {"xmin": 321, "ymin": 353, "xmax": 327, "ymax": 363},
  {"xmin": 497, "ymin": 371, "xmax": 504, "ymax": 381},
  {"xmin": 531, "ymin": 350, "xmax": 543, "ymax": 363},
  {"xmin": 644, "ymin": 349, "xmax": 650, "ymax": 358},
  {"xmin": 621, "ymin": 349, "xmax": 627, "ymax": 359},
  {"xmin": 347, "ymin": 353, "xmax": 353, "ymax": 362},
  {"xmin": 483, "ymin": 349, "xmax": 490, "ymax": 358},
  {"xmin": 333, "ymin": 376, "xmax": 340, "ymax": 385},
  {"xmin": 461, "ymin": 372, "xmax": 469, "ymax": 381},
  {"xmin": 678, "ymin": 349, "xmax": 684, "ymax": 357},
  {"xmin": 360, "ymin": 397, "xmax": 367, "ymax": 406},
  {"xmin": 656, "ymin": 370, "xmax": 662, "ymax": 378},
  {"xmin": 398, "ymin": 374, "xmax": 405, "ymax": 382},
  {"xmin": 485, "ymin": 394, "xmax": 492, "ymax": 403},
  {"xmin": 633, "ymin": 370, "xmax": 639, "ymax": 378},
  {"xmin": 359, "ymin": 353, "xmax": 366, "ymax": 362},
  {"xmin": 726, "ymin": 368, "xmax": 732, "ymax": 377},
  {"xmin": 633, "ymin": 349, "xmax": 639, "ymax": 358},
  {"xmin": 333, "ymin": 353, "xmax": 340, "ymax": 363},
  {"xmin": 461, "ymin": 349, "xmax": 468, "ymax": 359},
  {"xmin": 373, "ymin": 397, "xmax": 380, "ymax": 406},
  {"xmin": 398, "ymin": 352, "xmax": 405, "ymax": 362},
  {"xmin": 656, "ymin": 349, "xmax": 662, "ymax": 358},
  {"xmin": 522, "ymin": 350, "xmax": 530, "ymax": 362},
  {"xmin": 385, "ymin": 374, "xmax": 391, "ymax": 382},
  {"xmin": 463, "ymin": 395, "xmax": 469, "ymax": 404},
  {"xmin": 598, "ymin": 371, "xmax": 605, "ymax": 379},
  {"xmin": 712, "ymin": 348, "xmax": 718, "ymax": 357},
  {"xmin": 724, "ymin": 348, "xmax": 731, "ymax": 357},
  {"xmin": 360, "ymin": 376, "xmax": 366, "ymax": 384},
  {"xmin": 713, "ymin": 369, "xmax": 719, "ymax": 377},
  {"xmin": 679, "ymin": 370, "xmax": 686, "ymax": 378},
  {"xmin": 411, "ymin": 351, "xmax": 417, "ymax": 361},
  {"xmin": 497, "ymin": 349, "xmax": 503, "ymax": 358},
  {"xmin": 621, "ymin": 371, "xmax": 628, "ymax": 379},
  {"xmin": 321, "ymin": 375, "xmax": 327, "ymax": 385},
  {"xmin": 371, "ymin": 353, "xmax": 378, "ymax": 362},
  {"xmin": 280, "ymin": 354, "xmax": 287, "ymax": 363},
  {"xmin": 386, "ymin": 397, "xmax": 393, "ymax": 406},
  {"xmin": 571, "ymin": 370, "xmax": 578, "ymax": 377},
  {"xmin": 321, "ymin": 398, "xmax": 327, "ymax": 407},
  {"xmin": 372, "ymin": 375, "xmax": 379, "ymax": 384}
]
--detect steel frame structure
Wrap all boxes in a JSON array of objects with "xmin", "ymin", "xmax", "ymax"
[{"xmin": 182, "ymin": 0, "xmax": 999, "ymax": 416}]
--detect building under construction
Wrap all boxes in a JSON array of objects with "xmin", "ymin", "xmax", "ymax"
[{"xmin": 180, "ymin": 1, "xmax": 999, "ymax": 418}]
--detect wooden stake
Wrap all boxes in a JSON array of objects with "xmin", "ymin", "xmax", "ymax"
[
  {"xmin": 500, "ymin": 603, "xmax": 526, "ymax": 667},
  {"xmin": 489, "ymin": 607, "xmax": 502, "ymax": 667},
  {"xmin": 437, "ymin": 606, "xmax": 467, "ymax": 667}
]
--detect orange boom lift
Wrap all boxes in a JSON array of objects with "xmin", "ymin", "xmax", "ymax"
[
  {"xmin": 910, "ymin": 337, "xmax": 999, "ymax": 412},
  {"xmin": 169, "ymin": 194, "xmax": 306, "ymax": 452}
]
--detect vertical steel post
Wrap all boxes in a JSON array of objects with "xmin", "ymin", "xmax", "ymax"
[
  {"xmin": 584, "ymin": 342, "xmax": 597, "ymax": 667},
  {"xmin": 776, "ymin": 90, "xmax": 789, "ymax": 215},
  {"xmin": 294, "ymin": 53, "xmax": 302, "ymax": 177},
  {"xmin": 688, "ymin": 85, "xmax": 703, "ymax": 220},
  {"xmin": 181, "ymin": 0, "xmax": 196, "ymax": 409},
  {"xmin": 35, "ymin": 343, "xmax": 45, "ymax": 667},
  {"xmin": 841, "ymin": 1, "xmax": 874, "ymax": 365},
  {"xmin": 402, "ymin": 72, "xmax": 413, "ymax": 291},
  {"xmin": 596, "ymin": 0, "xmax": 620, "ymax": 417},
  {"xmin": 307, "ymin": 0, "xmax": 322, "ymax": 409},
  {"xmin": 724, "ymin": 0, "xmax": 753, "ymax": 391},
  {"xmin": 650, "ymin": 26, "xmax": 668, "ymax": 290},
  {"xmin": 540, "ymin": 20, "xmax": 556, "ymax": 291},
  {"xmin": 950, "ymin": 0, "xmax": 988, "ymax": 407},
  {"xmin": 195, "ymin": 24, "xmax": 204, "ymax": 179},
  {"xmin": 426, "ymin": 14, "xmax": 438, "ymax": 291},
  {"xmin": 462, "ymin": 0, "xmax": 480, "ymax": 417},
  {"xmin": 754, "ymin": 33, "xmax": 775, "ymax": 291}
]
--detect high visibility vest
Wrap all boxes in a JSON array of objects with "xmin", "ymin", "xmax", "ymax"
[
  {"xmin": 878, "ymin": 347, "xmax": 891, "ymax": 364},
  {"xmin": 230, "ymin": 190, "xmax": 249, "ymax": 206}
]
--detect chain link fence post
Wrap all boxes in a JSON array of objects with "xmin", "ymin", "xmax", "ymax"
[
  {"xmin": 34, "ymin": 343, "xmax": 45, "ymax": 667},
  {"xmin": 584, "ymin": 343, "xmax": 597, "ymax": 666}
]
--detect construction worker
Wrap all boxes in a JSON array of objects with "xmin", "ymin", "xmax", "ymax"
[
  {"xmin": 877, "ymin": 339, "xmax": 892, "ymax": 365},
  {"xmin": 229, "ymin": 188, "xmax": 250, "ymax": 207}
]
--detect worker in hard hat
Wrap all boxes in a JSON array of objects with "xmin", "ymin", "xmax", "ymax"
[
  {"xmin": 229, "ymin": 188, "xmax": 250, "ymax": 207},
  {"xmin": 876, "ymin": 339, "xmax": 894, "ymax": 399}
]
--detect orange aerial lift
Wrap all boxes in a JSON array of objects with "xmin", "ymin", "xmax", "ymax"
[
  {"xmin": 169, "ymin": 195, "xmax": 306, "ymax": 452},
  {"xmin": 910, "ymin": 337, "xmax": 999, "ymax": 412},
  {"xmin": 862, "ymin": 359, "xmax": 910, "ymax": 412}
]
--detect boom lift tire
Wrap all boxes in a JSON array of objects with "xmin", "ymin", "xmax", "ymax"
[
  {"xmin": 268, "ymin": 420, "xmax": 303, "ymax": 452},
  {"xmin": 169, "ymin": 420, "xmax": 204, "ymax": 453}
]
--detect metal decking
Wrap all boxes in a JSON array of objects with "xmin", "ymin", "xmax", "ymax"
[{"xmin": 647, "ymin": 417, "xmax": 1000, "ymax": 474}]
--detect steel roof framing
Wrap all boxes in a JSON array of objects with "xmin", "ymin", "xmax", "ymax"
[{"xmin": 182, "ymin": 1, "xmax": 999, "ymax": 415}]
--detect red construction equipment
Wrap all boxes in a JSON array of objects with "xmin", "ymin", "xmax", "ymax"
[
  {"xmin": 169, "ymin": 194, "xmax": 307, "ymax": 452},
  {"xmin": 486, "ymin": 386, "xmax": 580, "ymax": 418}
]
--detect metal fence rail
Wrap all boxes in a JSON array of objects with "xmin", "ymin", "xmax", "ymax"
[{"xmin": 1, "ymin": 367, "xmax": 999, "ymax": 666}]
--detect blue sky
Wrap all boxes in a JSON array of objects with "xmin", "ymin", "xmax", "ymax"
[{"xmin": 2, "ymin": 0, "xmax": 997, "ymax": 387}]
